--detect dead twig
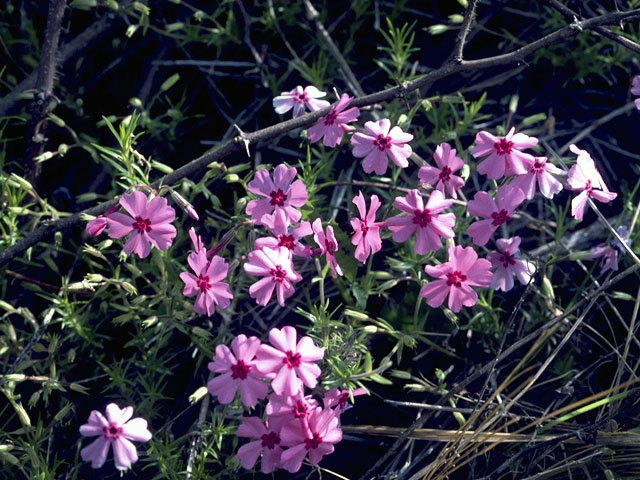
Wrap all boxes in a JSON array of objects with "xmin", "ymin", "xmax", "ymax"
[{"xmin": 24, "ymin": 0, "xmax": 67, "ymax": 187}]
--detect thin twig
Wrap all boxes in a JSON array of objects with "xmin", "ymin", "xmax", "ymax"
[
  {"xmin": 24, "ymin": 0, "xmax": 67, "ymax": 187},
  {"xmin": 545, "ymin": 0, "xmax": 640, "ymax": 55},
  {"xmin": 453, "ymin": 0, "xmax": 478, "ymax": 63},
  {"xmin": 557, "ymin": 102, "xmax": 637, "ymax": 154},
  {"xmin": 0, "ymin": 7, "xmax": 123, "ymax": 117},
  {"xmin": 1, "ymin": 7, "xmax": 639, "ymax": 268},
  {"xmin": 302, "ymin": 0, "xmax": 365, "ymax": 97},
  {"xmin": 357, "ymin": 261, "xmax": 640, "ymax": 480}
]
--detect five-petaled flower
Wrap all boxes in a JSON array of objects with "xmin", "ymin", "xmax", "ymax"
[
  {"xmin": 236, "ymin": 417, "xmax": 284, "ymax": 473},
  {"xmin": 487, "ymin": 237, "xmax": 536, "ymax": 292},
  {"xmin": 273, "ymin": 85, "xmax": 330, "ymax": 118},
  {"xmin": 510, "ymin": 156, "xmax": 564, "ymax": 200},
  {"xmin": 418, "ymin": 142, "xmax": 465, "ymax": 199},
  {"xmin": 312, "ymin": 219, "xmax": 343, "ymax": 277},
  {"xmin": 179, "ymin": 250, "xmax": 233, "ymax": 317},
  {"xmin": 589, "ymin": 243, "xmax": 619, "ymax": 273},
  {"xmin": 279, "ymin": 406, "xmax": 342, "ymax": 473},
  {"xmin": 386, "ymin": 189, "xmax": 456, "ymax": 255},
  {"xmin": 256, "ymin": 209, "xmax": 313, "ymax": 258},
  {"xmin": 350, "ymin": 191, "xmax": 384, "ymax": 263},
  {"xmin": 350, "ymin": 118, "xmax": 413, "ymax": 175},
  {"xmin": 255, "ymin": 326, "xmax": 324, "ymax": 397},
  {"xmin": 246, "ymin": 164, "xmax": 308, "ymax": 227},
  {"xmin": 207, "ymin": 334, "xmax": 268, "ymax": 407},
  {"xmin": 79, "ymin": 403, "xmax": 152, "ymax": 471},
  {"xmin": 420, "ymin": 245, "xmax": 493, "ymax": 312},
  {"xmin": 244, "ymin": 246, "xmax": 302, "ymax": 306},
  {"xmin": 307, "ymin": 93, "xmax": 360, "ymax": 147},
  {"xmin": 106, "ymin": 191, "xmax": 177, "ymax": 258},
  {"xmin": 466, "ymin": 185, "xmax": 525, "ymax": 246},
  {"xmin": 471, "ymin": 127, "xmax": 538, "ymax": 179},
  {"xmin": 566, "ymin": 144, "xmax": 617, "ymax": 221}
]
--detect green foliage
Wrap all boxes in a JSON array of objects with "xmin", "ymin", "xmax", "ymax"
[{"xmin": 374, "ymin": 18, "xmax": 419, "ymax": 83}]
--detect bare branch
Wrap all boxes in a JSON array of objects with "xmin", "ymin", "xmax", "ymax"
[
  {"xmin": 0, "ymin": 9, "xmax": 122, "ymax": 118},
  {"xmin": 545, "ymin": 0, "xmax": 640, "ymax": 55},
  {"xmin": 302, "ymin": 0, "xmax": 365, "ymax": 96},
  {"xmin": 24, "ymin": 0, "xmax": 67, "ymax": 187},
  {"xmin": 453, "ymin": 0, "xmax": 478, "ymax": 63}
]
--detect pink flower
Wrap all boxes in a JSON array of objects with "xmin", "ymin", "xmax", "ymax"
[
  {"xmin": 510, "ymin": 156, "xmax": 564, "ymax": 200},
  {"xmin": 307, "ymin": 93, "xmax": 360, "ymax": 147},
  {"xmin": 322, "ymin": 387, "xmax": 367, "ymax": 413},
  {"xmin": 350, "ymin": 191, "xmax": 384, "ymax": 263},
  {"xmin": 273, "ymin": 85, "xmax": 330, "ymax": 118},
  {"xmin": 207, "ymin": 334, "xmax": 268, "ymax": 407},
  {"xmin": 106, "ymin": 191, "xmax": 177, "ymax": 258},
  {"xmin": 236, "ymin": 417, "xmax": 283, "ymax": 473},
  {"xmin": 85, "ymin": 205, "xmax": 119, "ymax": 236},
  {"xmin": 79, "ymin": 403, "xmax": 152, "ymax": 470},
  {"xmin": 246, "ymin": 164, "xmax": 308, "ymax": 226},
  {"xmin": 487, "ymin": 237, "xmax": 535, "ymax": 292},
  {"xmin": 467, "ymin": 185, "xmax": 525, "ymax": 246},
  {"xmin": 350, "ymin": 118, "xmax": 413, "ymax": 174},
  {"xmin": 266, "ymin": 391, "xmax": 318, "ymax": 428},
  {"xmin": 567, "ymin": 144, "xmax": 617, "ymax": 221},
  {"xmin": 255, "ymin": 326, "xmax": 324, "ymax": 397},
  {"xmin": 256, "ymin": 209, "xmax": 313, "ymax": 258},
  {"xmin": 279, "ymin": 407, "xmax": 342, "ymax": 473},
  {"xmin": 420, "ymin": 245, "xmax": 493, "ymax": 312},
  {"xmin": 471, "ymin": 127, "xmax": 538, "ymax": 179},
  {"xmin": 312, "ymin": 219, "xmax": 343, "ymax": 277},
  {"xmin": 589, "ymin": 244, "xmax": 619, "ymax": 273},
  {"xmin": 179, "ymin": 250, "xmax": 233, "ymax": 316},
  {"xmin": 631, "ymin": 75, "xmax": 640, "ymax": 110},
  {"xmin": 244, "ymin": 246, "xmax": 302, "ymax": 306},
  {"xmin": 386, "ymin": 189, "xmax": 455, "ymax": 255},
  {"xmin": 418, "ymin": 143, "xmax": 465, "ymax": 199}
]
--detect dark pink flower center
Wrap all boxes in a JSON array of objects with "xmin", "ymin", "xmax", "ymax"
[
  {"xmin": 585, "ymin": 180, "xmax": 593, "ymax": 195},
  {"xmin": 293, "ymin": 399, "xmax": 309, "ymax": 418},
  {"xmin": 278, "ymin": 234, "xmax": 296, "ymax": 251},
  {"xmin": 283, "ymin": 350, "xmax": 302, "ymax": 369},
  {"xmin": 304, "ymin": 432, "xmax": 323, "ymax": 450},
  {"xmin": 132, "ymin": 216, "xmax": 152, "ymax": 233},
  {"xmin": 196, "ymin": 274, "xmax": 210, "ymax": 293},
  {"xmin": 499, "ymin": 251, "xmax": 516, "ymax": 268},
  {"xmin": 269, "ymin": 189, "xmax": 288, "ymax": 206},
  {"xmin": 231, "ymin": 359, "xmax": 251, "ymax": 380},
  {"xmin": 103, "ymin": 423, "xmax": 123, "ymax": 439},
  {"xmin": 338, "ymin": 392, "xmax": 349, "ymax": 409},
  {"xmin": 373, "ymin": 134, "xmax": 392, "ymax": 151},
  {"xmin": 494, "ymin": 138, "xmax": 514, "ymax": 155},
  {"xmin": 439, "ymin": 166, "xmax": 452, "ymax": 182},
  {"xmin": 325, "ymin": 238, "xmax": 337, "ymax": 253},
  {"xmin": 531, "ymin": 158, "xmax": 546, "ymax": 173},
  {"xmin": 294, "ymin": 91, "xmax": 309, "ymax": 104},
  {"xmin": 360, "ymin": 220, "xmax": 369, "ymax": 235},
  {"xmin": 491, "ymin": 209, "xmax": 510, "ymax": 226},
  {"xmin": 446, "ymin": 270, "xmax": 467, "ymax": 288},
  {"xmin": 324, "ymin": 108, "xmax": 338, "ymax": 125},
  {"xmin": 261, "ymin": 431, "xmax": 281, "ymax": 449},
  {"xmin": 271, "ymin": 265, "xmax": 287, "ymax": 283},
  {"xmin": 413, "ymin": 209, "xmax": 433, "ymax": 227}
]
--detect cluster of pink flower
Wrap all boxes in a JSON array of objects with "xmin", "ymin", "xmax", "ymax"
[
  {"xmin": 268, "ymin": 85, "xmax": 620, "ymax": 311},
  {"xmin": 206, "ymin": 326, "xmax": 365, "ymax": 473},
  {"xmin": 86, "ymin": 86, "xmax": 620, "ymax": 315}
]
